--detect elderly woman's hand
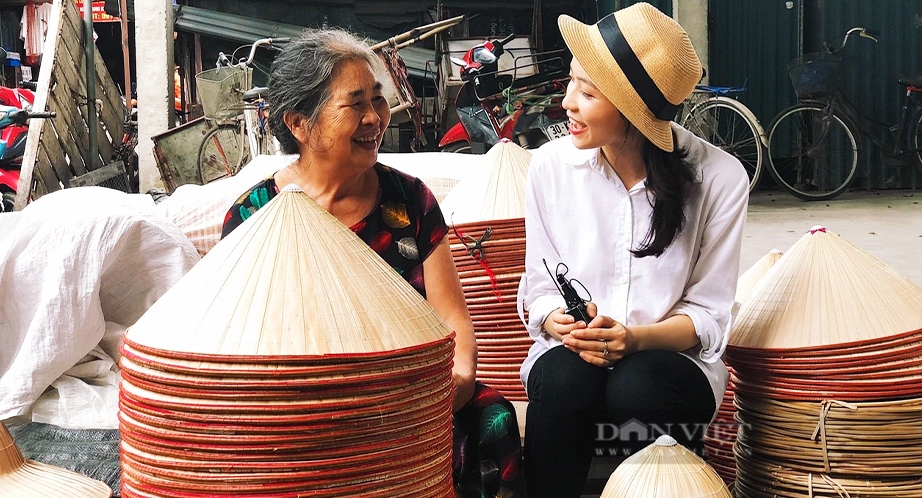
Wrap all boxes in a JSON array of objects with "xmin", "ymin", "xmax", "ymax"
[{"xmin": 452, "ymin": 364, "xmax": 476, "ymax": 413}]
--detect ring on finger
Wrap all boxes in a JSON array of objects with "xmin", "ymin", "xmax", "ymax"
[{"xmin": 600, "ymin": 339, "xmax": 609, "ymax": 357}]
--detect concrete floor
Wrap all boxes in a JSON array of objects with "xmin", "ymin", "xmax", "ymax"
[{"xmin": 741, "ymin": 189, "xmax": 922, "ymax": 286}]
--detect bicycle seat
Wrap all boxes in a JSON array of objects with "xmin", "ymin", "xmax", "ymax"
[
  {"xmin": 694, "ymin": 85, "xmax": 747, "ymax": 97},
  {"xmin": 898, "ymin": 75, "xmax": 922, "ymax": 87},
  {"xmin": 242, "ymin": 87, "xmax": 267, "ymax": 103}
]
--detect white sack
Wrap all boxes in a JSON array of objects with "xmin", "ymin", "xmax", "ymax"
[{"xmin": 0, "ymin": 187, "xmax": 199, "ymax": 419}]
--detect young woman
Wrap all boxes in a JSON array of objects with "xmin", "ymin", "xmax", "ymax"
[{"xmin": 517, "ymin": 4, "xmax": 749, "ymax": 497}]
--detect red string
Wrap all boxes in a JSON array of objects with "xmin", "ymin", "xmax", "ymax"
[
  {"xmin": 809, "ymin": 227, "xmax": 827, "ymax": 234},
  {"xmin": 477, "ymin": 258, "xmax": 504, "ymax": 302},
  {"xmin": 453, "ymin": 226, "xmax": 504, "ymax": 302}
]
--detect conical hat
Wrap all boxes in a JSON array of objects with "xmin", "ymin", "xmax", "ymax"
[
  {"xmin": 735, "ymin": 249, "xmax": 784, "ymax": 305},
  {"xmin": 731, "ymin": 226, "xmax": 922, "ymax": 350},
  {"xmin": 600, "ymin": 435, "xmax": 731, "ymax": 498},
  {"xmin": 439, "ymin": 139, "xmax": 532, "ymax": 224},
  {"xmin": 0, "ymin": 423, "xmax": 111, "ymax": 497},
  {"xmin": 126, "ymin": 185, "xmax": 452, "ymax": 357}
]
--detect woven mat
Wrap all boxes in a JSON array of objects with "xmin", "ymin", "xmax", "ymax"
[{"xmin": 7, "ymin": 422, "xmax": 120, "ymax": 496}]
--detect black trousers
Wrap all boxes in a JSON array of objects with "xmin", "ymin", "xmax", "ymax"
[{"xmin": 524, "ymin": 346, "xmax": 717, "ymax": 498}]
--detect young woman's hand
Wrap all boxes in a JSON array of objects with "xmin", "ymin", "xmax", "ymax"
[
  {"xmin": 542, "ymin": 306, "xmax": 595, "ymax": 341},
  {"xmin": 562, "ymin": 302, "xmax": 637, "ymax": 367}
]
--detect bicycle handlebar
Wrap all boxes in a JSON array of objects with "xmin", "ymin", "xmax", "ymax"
[
  {"xmin": 826, "ymin": 27, "xmax": 879, "ymax": 54},
  {"xmin": 497, "ymin": 34, "xmax": 515, "ymax": 46},
  {"xmin": 219, "ymin": 37, "xmax": 290, "ymax": 68}
]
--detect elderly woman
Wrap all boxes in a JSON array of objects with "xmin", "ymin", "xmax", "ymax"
[{"xmin": 221, "ymin": 29, "xmax": 526, "ymax": 498}]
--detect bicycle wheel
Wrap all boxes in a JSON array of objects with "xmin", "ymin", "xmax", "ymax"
[
  {"xmin": 912, "ymin": 108, "xmax": 922, "ymax": 175},
  {"xmin": 682, "ymin": 97, "xmax": 764, "ymax": 192},
  {"xmin": 197, "ymin": 123, "xmax": 249, "ymax": 184},
  {"xmin": 767, "ymin": 103, "xmax": 859, "ymax": 201}
]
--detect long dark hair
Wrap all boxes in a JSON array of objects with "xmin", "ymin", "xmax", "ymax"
[{"xmin": 631, "ymin": 133, "xmax": 696, "ymax": 258}]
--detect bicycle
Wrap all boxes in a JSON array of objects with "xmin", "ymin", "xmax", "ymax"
[
  {"xmin": 765, "ymin": 27, "xmax": 922, "ymax": 201},
  {"xmin": 195, "ymin": 37, "xmax": 288, "ymax": 184},
  {"xmin": 679, "ymin": 83, "xmax": 766, "ymax": 192}
]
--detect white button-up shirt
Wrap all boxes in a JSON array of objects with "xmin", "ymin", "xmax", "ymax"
[{"xmin": 517, "ymin": 123, "xmax": 750, "ymax": 408}]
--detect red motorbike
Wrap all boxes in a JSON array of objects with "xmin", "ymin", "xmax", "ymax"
[
  {"xmin": 439, "ymin": 34, "xmax": 570, "ymax": 153},
  {"xmin": 0, "ymin": 81, "xmax": 53, "ymax": 212}
]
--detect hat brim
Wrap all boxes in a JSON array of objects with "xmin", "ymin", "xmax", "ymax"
[
  {"xmin": 558, "ymin": 14, "xmax": 674, "ymax": 152},
  {"xmin": 0, "ymin": 460, "xmax": 112, "ymax": 497}
]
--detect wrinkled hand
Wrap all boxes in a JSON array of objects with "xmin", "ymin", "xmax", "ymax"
[
  {"xmin": 562, "ymin": 302, "xmax": 636, "ymax": 367},
  {"xmin": 451, "ymin": 367, "xmax": 476, "ymax": 413}
]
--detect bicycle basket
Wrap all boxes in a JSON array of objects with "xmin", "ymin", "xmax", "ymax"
[
  {"xmin": 787, "ymin": 53, "xmax": 842, "ymax": 99},
  {"xmin": 195, "ymin": 66, "xmax": 251, "ymax": 120}
]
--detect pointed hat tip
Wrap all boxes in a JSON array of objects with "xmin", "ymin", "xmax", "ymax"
[
  {"xmin": 281, "ymin": 183, "xmax": 304, "ymax": 193},
  {"xmin": 654, "ymin": 435, "xmax": 677, "ymax": 446},
  {"xmin": 808, "ymin": 225, "xmax": 827, "ymax": 234}
]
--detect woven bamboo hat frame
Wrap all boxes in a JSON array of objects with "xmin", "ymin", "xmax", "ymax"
[
  {"xmin": 730, "ymin": 226, "xmax": 922, "ymax": 351},
  {"xmin": 125, "ymin": 184, "xmax": 452, "ymax": 359},
  {"xmin": 734, "ymin": 395, "xmax": 922, "ymax": 478},
  {"xmin": 439, "ymin": 139, "xmax": 532, "ymax": 224},
  {"xmin": 600, "ymin": 435, "xmax": 731, "ymax": 498},
  {"xmin": 558, "ymin": 2, "xmax": 702, "ymax": 152},
  {"xmin": 0, "ymin": 423, "xmax": 112, "ymax": 497}
]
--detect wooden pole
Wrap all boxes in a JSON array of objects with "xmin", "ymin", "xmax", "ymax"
[
  {"xmin": 120, "ymin": 0, "xmax": 131, "ymax": 114},
  {"xmin": 83, "ymin": 0, "xmax": 99, "ymax": 169},
  {"xmin": 370, "ymin": 15, "xmax": 464, "ymax": 52}
]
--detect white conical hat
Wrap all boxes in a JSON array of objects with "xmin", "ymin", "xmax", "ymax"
[
  {"xmin": 731, "ymin": 226, "xmax": 922, "ymax": 350},
  {"xmin": 439, "ymin": 139, "xmax": 532, "ymax": 224},
  {"xmin": 735, "ymin": 249, "xmax": 784, "ymax": 305},
  {"xmin": 126, "ymin": 185, "xmax": 452, "ymax": 357},
  {"xmin": 0, "ymin": 423, "xmax": 111, "ymax": 497},
  {"xmin": 600, "ymin": 435, "xmax": 731, "ymax": 498}
]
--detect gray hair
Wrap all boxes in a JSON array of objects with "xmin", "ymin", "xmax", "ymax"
[{"xmin": 267, "ymin": 28, "xmax": 384, "ymax": 154}]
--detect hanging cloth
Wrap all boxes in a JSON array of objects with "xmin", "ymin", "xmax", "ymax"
[{"xmin": 20, "ymin": 0, "xmax": 53, "ymax": 66}]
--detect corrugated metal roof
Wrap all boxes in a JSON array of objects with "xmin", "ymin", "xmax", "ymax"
[{"xmin": 174, "ymin": 5, "xmax": 438, "ymax": 81}]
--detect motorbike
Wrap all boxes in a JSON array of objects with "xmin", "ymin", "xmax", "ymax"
[
  {"xmin": 0, "ymin": 104, "xmax": 55, "ymax": 212},
  {"xmin": 438, "ymin": 34, "xmax": 571, "ymax": 153}
]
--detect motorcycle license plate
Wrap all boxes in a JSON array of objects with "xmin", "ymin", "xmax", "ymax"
[{"xmin": 545, "ymin": 123, "xmax": 570, "ymax": 140}]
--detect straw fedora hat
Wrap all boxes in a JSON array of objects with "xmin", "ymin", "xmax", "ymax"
[
  {"xmin": 0, "ymin": 423, "xmax": 111, "ymax": 497},
  {"xmin": 558, "ymin": 3, "xmax": 702, "ymax": 152}
]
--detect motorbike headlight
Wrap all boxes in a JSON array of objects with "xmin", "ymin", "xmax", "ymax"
[{"xmin": 472, "ymin": 48, "xmax": 497, "ymax": 65}]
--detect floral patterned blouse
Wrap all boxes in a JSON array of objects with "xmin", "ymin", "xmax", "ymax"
[{"xmin": 221, "ymin": 164, "xmax": 449, "ymax": 298}]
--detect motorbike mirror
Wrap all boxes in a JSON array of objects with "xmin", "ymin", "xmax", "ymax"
[{"xmin": 449, "ymin": 56, "xmax": 467, "ymax": 67}]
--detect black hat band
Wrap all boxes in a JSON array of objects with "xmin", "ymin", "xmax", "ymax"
[{"xmin": 597, "ymin": 13, "xmax": 679, "ymax": 121}]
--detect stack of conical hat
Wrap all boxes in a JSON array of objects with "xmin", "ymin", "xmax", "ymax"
[
  {"xmin": 726, "ymin": 226, "xmax": 922, "ymax": 496},
  {"xmin": 443, "ymin": 140, "xmax": 533, "ymax": 401},
  {"xmin": 118, "ymin": 185, "xmax": 455, "ymax": 498},
  {"xmin": 704, "ymin": 249, "xmax": 784, "ymax": 486},
  {"xmin": 600, "ymin": 435, "xmax": 731, "ymax": 498},
  {"xmin": 1, "ymin": 423, "xmax": 112, "ymax": 497}
]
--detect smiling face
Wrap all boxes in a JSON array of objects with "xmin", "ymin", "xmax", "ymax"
[
  {"xmin": 305, "ymin": 59, "xmax": 391, "ymax": 171},
  {"xmin": 561, "ymin": 58, "xmax": 632, "ymax": 151}
]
